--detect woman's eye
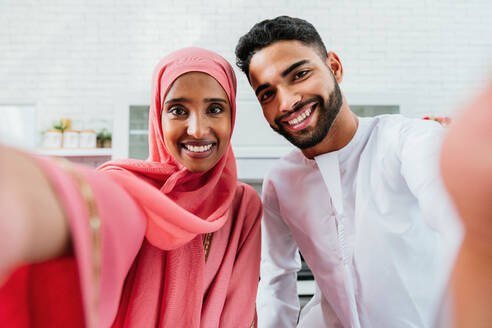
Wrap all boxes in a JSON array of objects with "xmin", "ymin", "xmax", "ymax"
[
  {"xmin": 260, "ymin": 90, "xmax": 274, "ymax": 102},
  {"xmin": 293, "ymin": 70, "xmax": 309, "ymax": 80},
  {"xmin": 169, "ymin": 106, "xmax": 186, "ymax": 116},
  {"xmin": 208, "ymin": 104, "xmax": 224, "ymax": 114}
]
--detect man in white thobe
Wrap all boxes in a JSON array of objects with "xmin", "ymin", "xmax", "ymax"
[{"xmin": 235, "ymin": 16, "xmax": 461, "ymax": 327}]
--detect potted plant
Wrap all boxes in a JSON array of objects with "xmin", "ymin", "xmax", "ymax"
[
  {"xmin": 53, "ymin": 118, "xmax": 71, "ymax": 132},
  {"xmin": 97, "ymin": 129, "xmax": 112, "ymax": 148}
]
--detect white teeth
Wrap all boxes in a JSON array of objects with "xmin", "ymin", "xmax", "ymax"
[
  {"xmin": 184, "ymin": 144, "xmax": 213, "ymax": 152},
  {"xmin": 288, "ymin": 106, "xmax": 313, "ymax": 125}
]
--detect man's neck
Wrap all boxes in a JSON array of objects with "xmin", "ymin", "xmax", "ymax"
[{"xmin": 301, "ymin": 105, "xmax": 359, "ymax": 159}]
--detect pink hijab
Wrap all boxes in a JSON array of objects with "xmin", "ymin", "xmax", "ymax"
[{"xmin": 99, "ymin": 47, "xmax": 238, "ymax": 250}]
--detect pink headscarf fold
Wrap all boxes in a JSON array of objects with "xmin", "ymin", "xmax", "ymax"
[{"xmin": 99, "ymin": 47, "xmax": 238, "ymax": 250}]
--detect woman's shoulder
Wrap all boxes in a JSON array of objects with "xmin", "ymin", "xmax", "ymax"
[
  {"xmin": 231, "ymin": 182, "xmax": 262, "ymax": 224},
  {"xmin": 230, "ymin": 182, "xmax": 262, "ymax": 242},
  {"xmin": 234, "ymin": 181, "xmax": 261, "ymax": 205}
]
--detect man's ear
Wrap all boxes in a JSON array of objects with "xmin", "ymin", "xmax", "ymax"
[{"xmin": 326, "ymin": 52, "xmax": 343, "ymax": 84}]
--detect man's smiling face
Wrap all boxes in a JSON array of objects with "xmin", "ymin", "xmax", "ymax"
[{"xmin": 248, "ymin": 40, "xmax": 343, "ymax": 149}]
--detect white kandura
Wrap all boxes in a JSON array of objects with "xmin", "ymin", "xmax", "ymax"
[{"xmin": 258, "ymin": 115, "xmax": 462, "ymax": 328}]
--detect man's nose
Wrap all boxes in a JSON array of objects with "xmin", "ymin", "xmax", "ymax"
[
  {"xmin": 187, "ymin": 114, "xmax": 207, "ymax": 138},
  {"xmin": 278, "ymin": 87, "xmax": 301, "ymax": 113}
]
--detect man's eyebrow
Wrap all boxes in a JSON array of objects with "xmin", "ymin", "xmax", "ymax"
[
  {"xmin": 255, "ymin": 83, "xmax": 271, "ymax": 96},
  {"xmin": 254, "ymin": 60, "xmax": 310, "ymax": 96},
  {"xmin": 281, "ymin": 59, "xmax": 309, "ymax": 77}
]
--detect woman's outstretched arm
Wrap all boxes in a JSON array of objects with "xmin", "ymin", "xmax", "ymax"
[
  {"xmin": 0, "ymin": 144, "xmax": 70, "ymax": 282},
  {"xmin": 0, "ymin": 142, "xmax": 148, "ymax": 326},
  {"xmin": 441, "ymin": 80, "xmax": 492, "ymax": 328}
]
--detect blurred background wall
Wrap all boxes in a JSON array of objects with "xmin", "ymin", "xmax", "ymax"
[{"xmin": 1, "ymin": 0, "xmax": 491, "ymax": 157}]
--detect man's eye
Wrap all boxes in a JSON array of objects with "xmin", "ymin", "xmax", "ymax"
[
  {"xmin": 293, "ymin": 70, "xmax": 309, "ymax": 80},
  {"xmin": 169, "ymin": 106, "xmax": 186, "ymax": 116},
  {"xmin": 208, "ymin": 104, "xmax": 224, "ymax": 114},
  {"xmin": 260, "ymin": 90, "xmax": 275, "ymax": 102}
]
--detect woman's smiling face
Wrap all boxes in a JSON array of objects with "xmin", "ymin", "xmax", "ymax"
[{"xmin": 161, "ymin": 72, "xmax": 232, "ymax": 173}]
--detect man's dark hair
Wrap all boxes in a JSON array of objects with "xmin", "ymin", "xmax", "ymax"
[{"xmin": 235, "ymin": 16, "xmax": 328, "ymax": 78}]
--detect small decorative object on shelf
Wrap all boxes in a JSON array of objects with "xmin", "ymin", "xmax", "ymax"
[
  {"xmin": 97, "ymin": 128, "xmax": 112, "ymax": 148},
  {"xmin": 42, "ymin": 129, "xmax": 63, "ymax": 148},
  {"xmin": 63, "ymin": 129, "xmax": 80, "ymax": 148},
  {"xmin": 80, "ymin": 129, "xmax": 97, "ymax": 148},
  {"xmin": 422, "ymin": 116, "xmax": 451, "ymax": 127}
]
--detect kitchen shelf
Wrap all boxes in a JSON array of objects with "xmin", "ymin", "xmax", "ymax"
[{"xmin": 37, "ymin": 148, "xmax": 113, "ymax": 157}]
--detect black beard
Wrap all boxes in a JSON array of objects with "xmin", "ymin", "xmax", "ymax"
[{"xmin": 272, "ymin": 78, "xmax": 343, "ymax": 149}]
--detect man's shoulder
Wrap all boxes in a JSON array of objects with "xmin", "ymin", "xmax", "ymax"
[
  {"xmin": 264, "ymin": 149, "xmax": 305, "ymax": 179},
  {"xmin": 374, "ymin": 113, "xmax": 441, "ymax": 129},
  {"xmin": 262, "ymin": 149, "xmax": 311, "ymax": 203},
  {"xmin": 368, "ymin": 114, "xmax": 443, "ymax": 142},
  {"xmin": 371, "ymin": 114, "xmax": 416, "ymax": 131},
  {"xmin": 362, "ymin": 115, "xmax": 445, "ymax": 170}
]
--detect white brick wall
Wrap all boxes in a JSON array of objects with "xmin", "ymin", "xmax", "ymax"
[{"xmin": 1, "ymin": 0, "xmax": 491, "ymax": 157}]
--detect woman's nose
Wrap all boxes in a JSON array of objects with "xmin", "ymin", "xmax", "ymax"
[{"xmin": 187, "ymin": 114, "xmax": 207, "ymax": 138}]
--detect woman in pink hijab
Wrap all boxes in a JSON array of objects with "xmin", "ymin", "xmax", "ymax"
[{"xmin": 0, "ymin": 47, "xmax": 262, "ymax": 327}]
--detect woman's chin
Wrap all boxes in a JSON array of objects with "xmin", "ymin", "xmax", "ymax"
[{"xmin": 181, "ymin": 157, "xmax": 218, "ymax": 173}]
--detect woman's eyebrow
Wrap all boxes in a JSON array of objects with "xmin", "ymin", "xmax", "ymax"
[
  {"xmin": 204, "ymin": 98, "xmax": 227, "ymax": 103},
  {"xmin": 164, "ymin": 97, "xmax": 190, "ymax": 104},
  {"xmin": 164, "ymin": 97, "xmax": 228, "ymax": 104}
]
